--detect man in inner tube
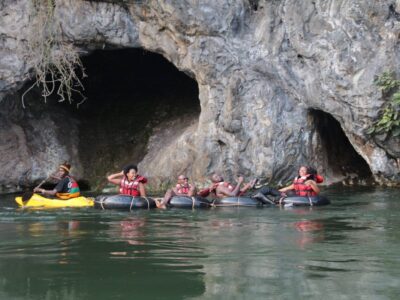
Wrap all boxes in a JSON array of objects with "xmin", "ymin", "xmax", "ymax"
[
  {"xmin": 253, "ymin": 166, "xmax": 322, "ymax": 204},
  {"xmin": 198, "ymin": 173, "xmax": 257, "ymax": 199},
  {"xmin": 34, "ymin": 162, "xmax": 80, "ymax": 199},
  {"xmin": 156, "ymin": 175, "xmax": 197, "ymax": 208}
]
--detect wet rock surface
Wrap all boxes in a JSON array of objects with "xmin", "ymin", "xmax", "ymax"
[{"xmin": 0, "ymin": 0, "xmax": 399, "ymax": 192}]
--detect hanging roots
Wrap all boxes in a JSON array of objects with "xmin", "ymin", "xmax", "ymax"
[{"xmin": 22, "ymin": 0, "xmax": 87, "ymax": 108}]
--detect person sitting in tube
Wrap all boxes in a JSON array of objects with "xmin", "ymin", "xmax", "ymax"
[
  {"xmin": 156, "ymin": 174, "xmax": 197, "ymax": 209},
  {"xmin": 107, "ymin": 164, "xmax": 147, "ymax": 197},
  {"xmin": 34, "ymin": 162, "xmax": 80, "ymax": 199},
  {"xmin": 198, "ymin": 173, "xmax": 257, "ymax": 199},
  {"xmin": 253, "ymin": 166, "xmax": 322, "ymax": 204}
]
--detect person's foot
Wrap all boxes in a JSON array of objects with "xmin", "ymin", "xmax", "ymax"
[
  {"xmin": 249, "ymin": 178, "xmax": 258, "ymax": 189},
  {"xmin": 253, "ymin": 192, "xmax": 275, "ymax": 205},
  {"xmin": 155, "ymin": 198, "xmax": 167, "ymax": 209},
  {"xmin": 276, "ymin": 196, "xmax": 286, "ymax": 205}
]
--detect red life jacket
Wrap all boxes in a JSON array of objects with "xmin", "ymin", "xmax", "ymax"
[
  {"xmin": 293, "ymin": 176, "xmax": 317, "ymax": 196},
  {"xmin": 175, "ymin": 183, "xmax": 192, "ymax": 195},
  {"xmin": 119, "ymin": 175, "xmax": 147, "ymax": 196},
  {"xmin": 315, "ymin": 174, "xmax": 324, "ymax": 183}
]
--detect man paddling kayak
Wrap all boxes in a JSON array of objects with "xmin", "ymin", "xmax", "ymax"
[{"xmin": 34, "ymin": 162, "xmax": 80, "ymax": 199}]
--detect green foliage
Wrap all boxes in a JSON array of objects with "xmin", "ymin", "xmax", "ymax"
[
  {"xmin": 374, "ymin": 71, "xmax": 400, "ymax": 92},
  {"xmin": 367, "ymin": 72, "xmax": 400, "ymax": 137}
]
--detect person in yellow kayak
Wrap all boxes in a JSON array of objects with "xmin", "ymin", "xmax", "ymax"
[{"xmin": 34, "ymin": 162, "xmax": 80, "ymax": 199}]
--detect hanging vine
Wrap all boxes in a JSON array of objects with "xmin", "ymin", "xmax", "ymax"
[{"xmin": 22, "ymin": 0, "xmax": 87, "ymax": 108}]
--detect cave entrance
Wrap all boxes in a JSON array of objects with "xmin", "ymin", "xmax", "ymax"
[
  {"xmin": 309, "ymin": 109, "xmax": 372, "ymax": 183},
  {"xmin": 75, "ymin": 48, "xmax": 200, "ymax": 189}
]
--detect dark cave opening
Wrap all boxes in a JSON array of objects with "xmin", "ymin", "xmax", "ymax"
[
  {"xmin": 75, "ymin": 48, "xmax": 200, "ymax": 188},
  {"xmin": 12, "ymin": 48, "xmax": 200, "ymax": 190},
  {"xmin": 309, "ymin": 109, "xmax": 373, "ymax": 183}
]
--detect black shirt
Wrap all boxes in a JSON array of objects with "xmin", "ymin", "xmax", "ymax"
[{"xmin": 55, "ymin": 177, "xmax": 71, "ymax": 193}]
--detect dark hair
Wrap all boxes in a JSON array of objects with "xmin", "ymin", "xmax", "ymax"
[
  {"xmin": 307, "ymin": 166, "xmax": 317, "ymax": 175},
  {"xmin": 123, "ymin": 164, "xmax": 138, "ymax": 176},
  {"xmin": 306, "ymin": 166, "xmax": 317, "ymax": 180}
]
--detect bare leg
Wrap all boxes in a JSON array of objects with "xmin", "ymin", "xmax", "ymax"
[{"xmin": 156, "ymin": 189, "xmax": 175, "ymax": 209}]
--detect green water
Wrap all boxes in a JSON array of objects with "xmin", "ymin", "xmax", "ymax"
[{"xmin": 0, "ymin": 187, "xmax": 399, "ymax": 300}]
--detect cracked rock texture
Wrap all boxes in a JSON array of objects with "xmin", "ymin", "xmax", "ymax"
[{"xmin": 0, "ymin": 0, "xmax": 399, "ymax": 192}]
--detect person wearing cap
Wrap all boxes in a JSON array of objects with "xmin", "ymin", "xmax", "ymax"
[
  {"xmin": 156, "ymin": 175, "xmax": 197, "ymax": 209},
  {"xmin": 34, "ymin": 162, "xmax": 81, "ymax": 199}
]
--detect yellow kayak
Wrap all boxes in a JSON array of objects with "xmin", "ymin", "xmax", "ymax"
[{"xmin": 15, "ymin": 193, "xmax": 94, "ymax": 208}]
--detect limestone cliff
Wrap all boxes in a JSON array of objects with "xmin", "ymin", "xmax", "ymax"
[{"xmin": 0, "ymin": 0, "xmax": 399, "ymax": 192}]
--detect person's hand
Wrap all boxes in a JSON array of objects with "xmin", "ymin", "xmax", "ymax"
[
  {"xmin": 237, "ymin": 176, "xmax": 244, "ymax": 183},
  {"xmin": 34, "ymin": 187, "xmax": 44, "ymax": 193}
]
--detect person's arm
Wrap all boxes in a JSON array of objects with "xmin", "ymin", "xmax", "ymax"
[
  {"xmin": 187, "ymin": 184, "xmax": 196, "ymax": 197},
  {"xmin": 279, "ymin": 184, "xmax": 294, "ymax": 193},
  {"xmin": 240, "ymin": 179, "xmax": 256, "ymax": 194},
  {"xmin": 107, "ymin": 171, "xmax": 124, "ymax": 185},
  {"xmin": 35, "ymin": 187, "xmax": 58, "ymax": 196},
  {"xmin": 197, "ymin": 187, "xmax": 211, "ymax": 197},
  {"xmin": 139, "ymin": 182, "xmax": 146, "ymax": 197},
  {"xmin": 216, "ymin": 177, "xmax": 244, "ymax": 197},
  {"xmin": 305, "ymin": 180, "xmax": 320, "ymax": 194},
  {"xmin": 35, "ymin": 177, "xmax": 66, "ymax": 196},
  {"xmin": 172, "ymin": 185, "xmax": 180, "ymax": 195}
]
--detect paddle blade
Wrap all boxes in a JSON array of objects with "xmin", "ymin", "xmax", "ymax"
[{"xmin": 22, "ymin": 191, "xmax": 34, "ymax": 202}]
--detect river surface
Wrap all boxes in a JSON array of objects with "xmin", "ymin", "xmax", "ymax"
[{"xmin": 0, "ymin": 187, "xmax": 399, "ymax": 300}]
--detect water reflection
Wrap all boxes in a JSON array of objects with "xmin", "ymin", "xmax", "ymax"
[
  {"xmin": 0, "ymin": 212, "xmax": 206, "ymax": 300},
  {"xmin": 293, "ymin": 219, "xmax": 325, "ymax": 248},
  {"xmin": 112, "ymin": 216, "xmax": 147, "ymax": 247}
]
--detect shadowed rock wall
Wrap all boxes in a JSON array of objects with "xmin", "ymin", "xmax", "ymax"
[{"xmin": 0, "ymin": 0, "xmax": 399, "ymax": 192}]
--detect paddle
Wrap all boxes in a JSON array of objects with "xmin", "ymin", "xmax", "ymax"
[{"xmin": 22, "ymin": 174, "xmax": 55, "ymax": 203}]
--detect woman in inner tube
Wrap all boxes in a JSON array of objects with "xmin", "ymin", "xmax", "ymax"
[
  {"xmin": 107, "ymin": 164, "xmax": 147, "ymax": 197},
  {"xmin": 279, "ymin": 166, "xmax": 320, "ymax": 196},
  {"xmin": 253, "ymin": 166, "xmax": 321, "ymax": 204}
]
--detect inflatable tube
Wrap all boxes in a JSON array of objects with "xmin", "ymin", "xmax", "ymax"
[
  {"xmin": 94, "ymin": 194, "xmax": 156, "ymax": 210},
  {"xmin": 281, "ymin": 195, "xmax": 330, "ymax": 207},
  {"xmin": 168, "ymin": 196, "xmax": 211, "ymax": 209},
  {"xmin": 213, "ymin": 196, "xmax": 264, "ymax": 207},
  {"xmin": 15, "ymin": 194, "xmax": 94, "ymax": 208}
]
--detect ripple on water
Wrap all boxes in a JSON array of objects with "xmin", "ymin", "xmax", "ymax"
[{"xmin": 0, "ymin": 189, "xmax": 399, "ymax": 299}]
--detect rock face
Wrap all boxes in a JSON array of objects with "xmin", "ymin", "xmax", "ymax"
[{"xmin": 0, "ymin": 0, "xmax": 400, "ymax": 192}]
